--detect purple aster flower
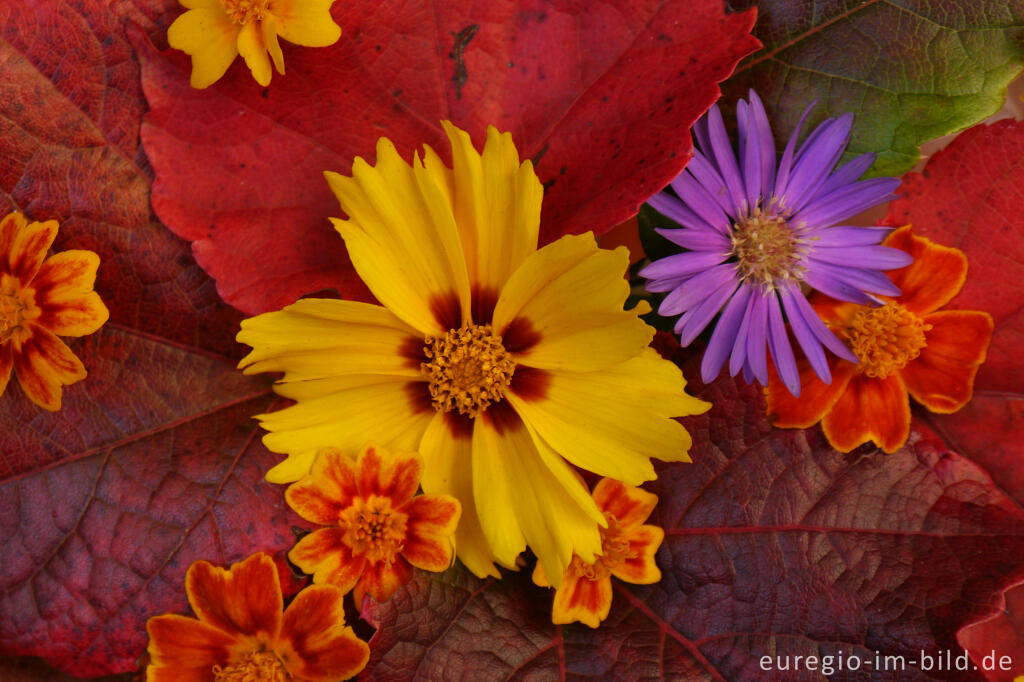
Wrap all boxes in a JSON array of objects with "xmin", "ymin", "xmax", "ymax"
[{"xmin": 640, "ymin": 91, "xmax": 913, "ymax": 397}]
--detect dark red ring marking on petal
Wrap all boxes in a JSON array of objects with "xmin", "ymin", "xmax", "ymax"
[
  {"xmin": 405, "ymin": 382, "xmax": 433, "ymax": 414},
  {"xmin": 502, "ymin": 316, "xmax": 541, "ymax": 353},
  {"xmin": 429, "ymin": 291, "xmax": 462, "ymax": 331},
  {"xmin": 399, "ymin": 335, "xmax": 427, "ymax": 369},
  {"xmin": 443, "ymin": 411, "xmax": 473, "ymax": 439},
  {"xmin": 471, "ymin": 285, "xmax": 499, "ymax": 325},
  {"xmin": 509, "ymin": 366, "xmax": 550, "ymax": 402},
  {"xmin": 480, "ymin": 400, "xmax": 522, "ymax": 436}
]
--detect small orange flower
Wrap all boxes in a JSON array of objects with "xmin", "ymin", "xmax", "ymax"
[
  {"xmin": 146, "ymin": 552, "xmax": 369, "ymax": 682},
  {"xmin": 286, "ymin": 444, "xmax": 461, "ymax": 604},
  {"xmin": 767, "ymin": 226, "xmax": 994, "ymax": 453},
  {"xmin": 0, "ymin": 211, "xmax": 108, "ymax": 411},
  {"xmin": 533, "ymin": 478, "xmax": 664, "ymax": 628}
]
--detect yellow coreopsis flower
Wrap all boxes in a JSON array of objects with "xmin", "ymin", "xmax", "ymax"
[
  {"xmin": 237, "ymin": 122, "xmax": 710, "ymax": 586},
  {"xmin": 168, "ymin": 0, "xmax": 341, "ymax": 89}
]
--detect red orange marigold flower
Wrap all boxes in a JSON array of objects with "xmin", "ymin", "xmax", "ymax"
[
  {"xmin": 533, "ymin": 478, "xmax": 664, "ymax": 628},
  {"xmin": 0, "ymin": 211, "xmax": 108, "ymax": 411},
  {"xmin": 286, "ymin": 444, "xmax": 461, "ymax": 604},
  {"xmin": 767, "ymin": 226, "xmax": 993, "ymax": 453},
  {"xmin": 145, "ymin": 552, "xmax": 369, "ymax": 682}
]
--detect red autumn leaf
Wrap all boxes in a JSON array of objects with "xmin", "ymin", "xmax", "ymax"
[
  {"xmin": 135, "ymin": 0, "xmax": 760, "ymax": 314},
  {"xmin": 958, "ymin": 579, "xmax": 1024, "ymax": 681},
  {"xmin": 0, "ymin": 1, "xmax": 304, "ymax": 677},
  {"xmin": 361, "ymin": 346, "xmax": 1024, "ymax": 680}
]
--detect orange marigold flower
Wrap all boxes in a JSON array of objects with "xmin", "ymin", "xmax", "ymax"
[
  {"xmin": 146, "ymin": 552, "xmax": 369, "ymax": 682},
  {"xmin": 0, "ymin": 211, "xmax": 108, "ymax": 411},
  {"xmin": 533, "ymin": 478, "xmax": 664, "ymax": 628},
  {"xmin": 286, "ymin": 444, "xmax": 461, "ymax": 604},
  {"xmin": 168, "ymin": 0, "xmax": 341, "ymax": 89},
  {"xmin": 767, "ymin": 226, "xmax": 994, "ymax": 453}
]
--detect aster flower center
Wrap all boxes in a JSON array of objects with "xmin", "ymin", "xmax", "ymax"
[
  {"xmin": 212, "ymin": 648, "xmax": 289, "ymax": 682},
  {"xmin": 0, "ymin": 292, "xmax": 26, "ymax": 344},
  {"xmin": 843, "ymin": 303, "xmax": 931, "ymax": 379},
  {"xmin": 569, "ymin": 514, "xmax": 633, "ymax": 582},
  {"xmin": 339, "ymin": 495, "xmax": 409, "ymax": 565},
  {"xmin": 220, "ymin": 0, "xmax": 268, "ymax": 24},
  {"xmin": 422, "ymin": 324, "xmax": 516, "ymax": 418},
  {"xmin": 730, "ymin": 209, "xmax": 804, "ymax": 290}
]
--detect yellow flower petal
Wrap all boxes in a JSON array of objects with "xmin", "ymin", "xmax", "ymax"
[
  {"xmin": 167, "ymin": 7, "xmax": 240, "ymax": 89},
  {"xmin": 270, "ymin": 0, "xmax": 341, "ymax": 46},
  {"xmin": 32, "ymin": 251, "xmax": 109, "ymax": 337},
  {"xmin": 494, "ymin": 234, "xmax": 653, "ymax": 371},
  {"xmin": 442, "ymin": 122, "xmax": 542, "ymax": 296},
  {"xmin": 419, "ymin": 412, "xmax": 502, "ymax": 578},
  {"xmin": 550, "ymin": 572, "xmax": 612, "ymax": 629},
  {"xmin": 326, "ymin": 136, "xmax": 472, "ymax": 335},
  {"xmin": 13, "ymin": 327, "xmax": 87, "ymax": 411},
  {"xmin": 237, "ymin": 298, "xmax": 421, "ymax": 381},
  {"xmin": 261, "ymin": 15, "xmax": 286, "ymax": 75},
  {"xmin": 509, "ymin": 348, "xmax": 709, "ymax": 484},
  {"xmin": 470, "ymin": 417, "xmax": 527, "ymax": 567},
  {"xmin": 237, "ymin": 20, "xmax": 272, "ymax": 87}
]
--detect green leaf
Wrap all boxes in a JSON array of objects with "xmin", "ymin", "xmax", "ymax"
[{"xmin": 724, "ymin": 0, "xmax": 1024, "ymax": 177}]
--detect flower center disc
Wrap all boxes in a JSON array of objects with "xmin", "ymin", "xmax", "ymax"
[
  {"xmin": 340, "ymin": 496, "xmax": 409, "ymax": 565},
  {"xmin": 730, "ymin": 211, "xmax": 803, "ymax": 289},
  {"xmin": 570, "ymin": 513, "xmax": 633, "ymax": 582},
  {"xmin": 422, "ymin": 324, "xmax": 515, "ymax": 418},
  {"xmin": 843, "ymin": 303, "xmax": 931, "ymax": 378},
  {"xmin": 220, "ymin": 0, "xmax": 267, "ymax": 24},
  {"xmin": 0, "ymin": 293, "xmax": 25, "ymax": 344},
  {"xmin": 213, "ymin": 648, "xmax": 289, "ymax": 682}
]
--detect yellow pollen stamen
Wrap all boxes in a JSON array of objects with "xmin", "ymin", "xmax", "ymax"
[
  {"xmin": 220, "ymin": 0, "xmax": 267, "ymax": 24},
  {"xmin": 339, "ymin": 496, "xmax": 409, "ymax": 565},
  {"xmin": 843, "ymin": 302, "xmax": 931, "ymax": 379},
  {"xmin": 422, "ymin": 324, "xmax": 515, "ymax": 418},
  {"xmin": 212, "ymin": 648, "xmax": 289, "ymax": 682},
  {"xmin": 730, "ymin": 208, "xmax": 804, "ymax": 290},
  {"xmin": 0, "ymin": 292, "xmax": 26, "ymax": 344},
  {"xmin": 569, "ymin": 513, "xmax": 635, "ymax": 582}
]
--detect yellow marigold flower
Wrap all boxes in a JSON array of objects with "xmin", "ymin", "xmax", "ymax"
[
  {"xmin": 168, "ymin": 0, "xmax": 341, "ymax": 89},
  {"xmin": 287, "ymin": 444, "xmax": 461, "ymax": 604},
  {"xmin": 237, "ymin": 122, "xmax": 710, "ymax": 586},
  {"xmin": 146, "ymin": 552, "xmax": 369, "ymax": 682},
  {"xmin": 533, "ymin": 478, "xmax": 665, "ymax": 628},
  {"xmin": 0, "ymin": 211, "xmax": 108, "ymax": 411}
]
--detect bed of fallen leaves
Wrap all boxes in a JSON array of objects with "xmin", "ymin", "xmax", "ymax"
[{"xmin": 2, "ymin": 0, "xmax": 1024, "ymax": 679}]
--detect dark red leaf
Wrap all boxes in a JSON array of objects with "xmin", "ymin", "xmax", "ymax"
[
  {"xmin": 135, "ymin": 0, "xmax": 760, "ymax": 314},
  {"xmin": 362, "ymin": 349, "xmax": 1024, "ymax": 680},
  {"xmin": 958, "ymin": 580, "xmax": 1024, "ymax": 681},
  {"xmin": 0, "ymin": 1, "xmax": 305, "ymax": 676}
]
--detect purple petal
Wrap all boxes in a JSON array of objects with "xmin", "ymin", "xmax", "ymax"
[
  {"xmin": 692, "ymin": 110, "xmax": 713, "ymax": 159},
  {"xmin": 745, "ymin": 291, "xmax": 770, "ymax": 384},
  {"xmin": 804, "ymin": 226, "xmax": 893, "ymax": 248},
  {"xmin": 648, "ymin": 192, "xmax": 720, "ymax": 233},
  {"xmin": 778, "ymin": 286, "xmax": 830, "ymax": 383},
  {"xmin": 773, "ymin": 102, "xmax": 816, "ymax": 209},
  {"xmin": 658, "ymin": 263, "xmax": 737, "ymax": 316},
  {"xmin": 793, "ymin": 177, "xmax": 900, "ymax": 229},
  {"xmin": 645, "ymin": 276, "xmax": 691, "ymax": 294},
  {"xmin": 737, "ymin": 101, "xmax": 761, "ymax": 215},
  {"xmin": 766, "ymin": 294, "xmax": 800, "ymax": 396},
  {"xmin": 702, "ymin": 284, "xmax": 752, "ymax": 382},
  {"xmin": 679, "ymin": 278, "xmax": 739, "ymax": 346},
  {"xmin": 781, "ymin": 281, "xmax": 858, "ymax": 363},
  {"xmin": 655, "ymin": 227, "xmax": 732, "ymax": 252},
  {"xmin": 640, "ymin": 250, "xmax": 729, "ymax": 280},
  {"xmin": 706, "ymin": 105, "xmax": 747, "ymax": 213},
  {"xmin": 818, "ymin": 153, "xmax": 875, "ymax": 196},
  {"xmin": 780, "ymin": 114, "xmax": 853, "ymax": 215},
  {"xmin": 728, "ymin": 286, "xmax": 758, "ymax": 377},
  {"xmin": 806, "ymin": 260, "xmax": 902, "ymax": 298},
  {"xmin": 801, "ymin": 268, "xmax": 876, "ymax": 305},
  {"xmin": 687, "ymin": 151, "xmax": 738, "ymax": 216},
  {"xmin": 742, "ymin": 360, "xmax": 754, "ymax": 383},
  {"xmin": 748, "ymin": 91, "xmax": 777, "ymax": 199},
  {"xmin": 807, "ymin": 245, "xmax": 914, "ymax": 270},
  {"xmin": 669, "ymin": 172, "xmax": 731, "ymax": 234}
]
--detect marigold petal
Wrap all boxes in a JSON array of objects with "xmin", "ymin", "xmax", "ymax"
[
  {"xmin": 32, "ymin": 251, "xmax": 108, "ymax": 337},
  {"xmin": 0, "ymin": 213, "xmax": 23, "ymax": 270},
  {"xmin": 822, "ymin": 372, "xmax": 910, "ymax": 453},
  {"xmin": 508, "ymin": 348, "xmax": 708, "ymax": 485},
  {"xmin": 12, "ymin": 327, "xmax": 86, "ymax": 411},
  {"xmin": 355, "ymin": 554, "xmax": 414, "ymax": 604},
  {"xmin": 167, "ymin": 7, "xmax": 240, "ymax": 89},
  {"xmin": 609, "ymin": 525, "xmax": 664, "ymax": 585},
  {"xmin": 256, "ymin": 378, "xmax": 432, "ymax": 482},
  {"xmin": 441, "ymin": 122, "xmax": 542, "ymax": 298},
  {"xmin": 902, "ymin": 310, "xmax": 993, "ymax": 413},
  {"xmin": 270, "ymin": 0, "xmax": 341, "ymax": 46},
  {"xmin": 551, "ymin": 573, "xmax": 612, "ymax": 629},
  {"xmin": 6, "ymin": 216, "xmax": 57, "ymax": 286},
  {"xmin": 236, "ymin": 21, "xmax": 272, "ymax": 86},
  {"xmin": 289, "ymin": 528, "xmax": 366, "ymax": 595},
  {"xmin": 882, "ymin": 226, "xmax": 968, "ymax": 315},
  {"xmin": 237, "ymin": 298, "xmax": 422, "ymax": 381},
  {"xmin": 766, "ymin": 356, "xmax": 856, "ymax": 429},
  {"xmin": 355, "ymin": 444, "xmax": 422, "ymax": 506},
  {"xmin": 419, "ymin": 411, "xmax": 501, "ymax": 578},
  {"xmin": 261, "ymin": 16, "xmax": 285, "ymax": 74},
  {"xmin": 592, "ymin": 478, "xmax": 657, "ymax": 529},
  {"xmin": 146, "ymin": 613, "xmax": 238, "ymax": 669},
  {"xmin": 278, "ymin": 585, "xmax": 370, "ymax": 682},
  {"xmin": 326, "ymin": 134, "xmax": 472, "ymax": 336},
  {"xmin": 402, "ymin": 498, "xmax": 458, "ymax": 572},
  {"xmin": 0, "ymin": 344, "xmax": 13, "ymax": 398},
  {"xmin": 285, "ymin": 449, "xmax": 357, "ymax": 525},
  {"xmin": 185, "ymin": 554, "xmax": 283, "ymax": 642},
  {"xmin": 147, "ymin": 666, "xmax": 216, "ymax": 682},
  {"xmin": 493, "ymin": 234, "xmax": 653, "ymax": 371}
]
